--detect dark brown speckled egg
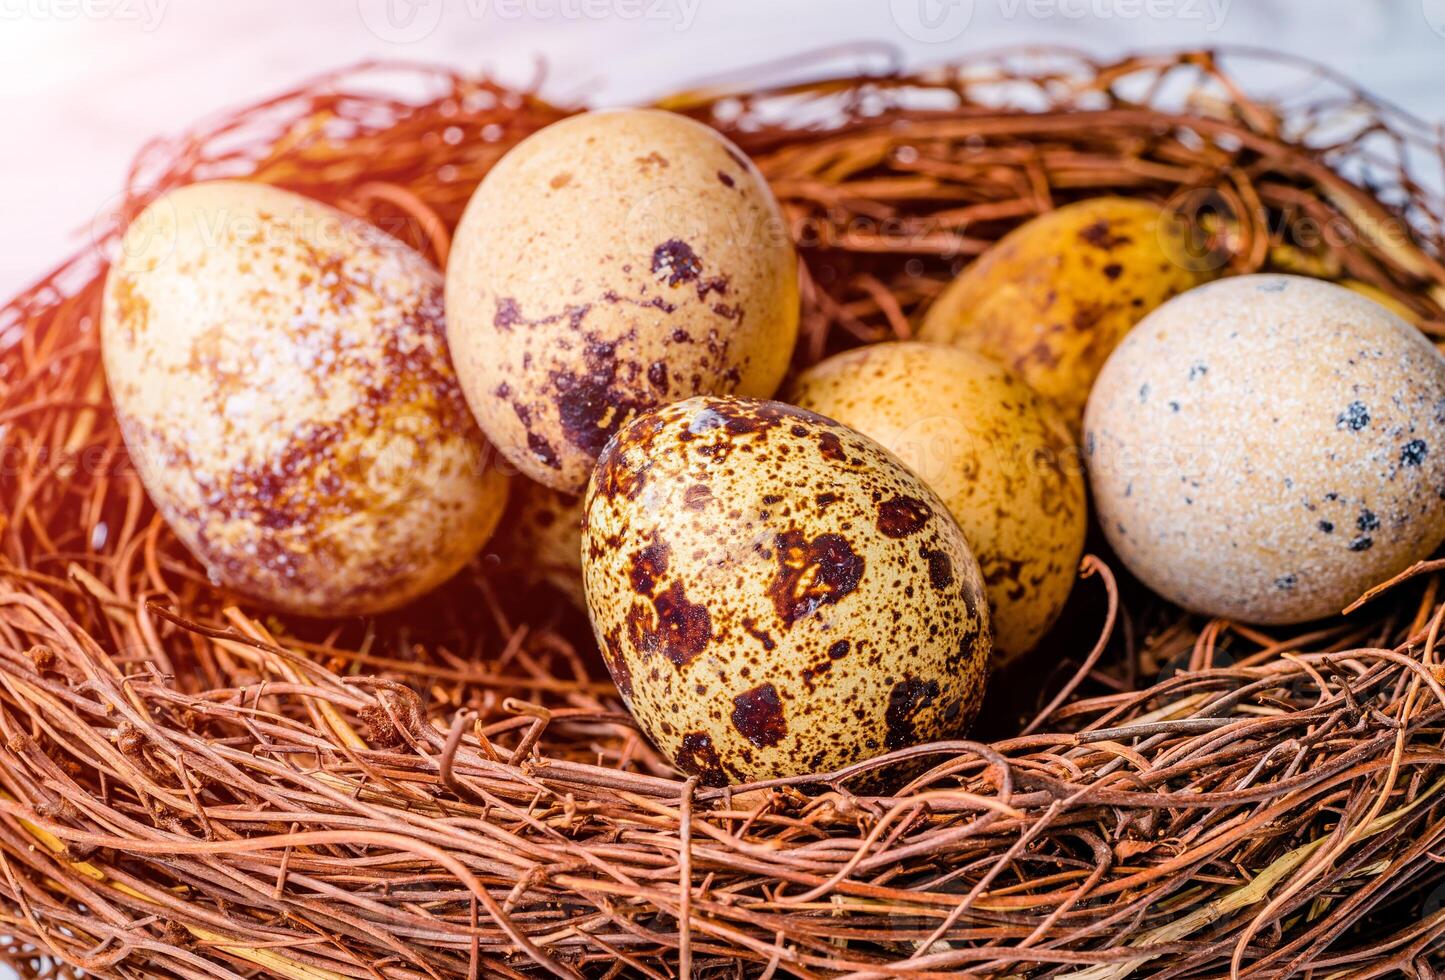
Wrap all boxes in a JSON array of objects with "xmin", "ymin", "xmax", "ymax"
[
  {"xmin": 581, "ymin": 396, "xmax": 992, "ymax": 787},
  {"xmin": 1086, "ymin": 274, "xmax": 1445, "ymax": 624}
]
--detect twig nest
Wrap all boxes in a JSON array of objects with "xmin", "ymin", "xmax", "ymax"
[
  {"xmin": 789, "ymin": 342, "xmax": 1086, "ymax": 661},
  {"xmin": 580, "ymin": 396, "xmax": 992, "ymax": 786},
  {"xmin": 1085, "ymin": 274, "xmax": 1445, "ymax": 624},
  {"xmin": 919, "ymin": 197, "xmax": 1215, "ymax": 432},
  {"xmin": 446, "ymin": 109, "xmax": 800, "ymax": 494},
  {"xmin": 101, "ymin": 181, "xmax": 510, "ymax": 615}
]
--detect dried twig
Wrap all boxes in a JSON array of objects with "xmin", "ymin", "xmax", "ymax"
[{"xmin": 1, "ymin": 47, "xmax": 1444, "ymax": 979}]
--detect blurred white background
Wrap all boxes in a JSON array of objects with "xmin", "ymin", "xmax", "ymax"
[{"xmin": 3, "ymin": 0, "xmax": 1444, "ymax": 298}]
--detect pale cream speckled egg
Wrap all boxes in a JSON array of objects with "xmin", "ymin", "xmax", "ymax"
[
  {"xmin": 1085, "ymin": 273, "xmax": 1445, "ymax": 624},
  {"xmin": 789, "ymin": 342, "xmax": 1086, "ymax": 661},
  {"xmin": 582, "ymin": 396, "xmax": 991, "ymax": 786},
  {"xmin": 446, "ymin": 109, "xmax": 800, "ymax": 494},
  {"xmin": 102, "ymin": 181, "xmax": 510, "ymax": 616}
]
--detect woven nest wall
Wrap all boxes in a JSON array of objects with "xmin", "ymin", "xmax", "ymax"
[{"xmin": 3, "ymin": 48, "xmax": 1445, "ymax": 979}]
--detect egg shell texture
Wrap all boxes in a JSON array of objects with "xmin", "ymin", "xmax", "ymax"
[
  {"xmin": 446, "ymin": 108, "xmax": 800, "ymax": 494},
  {"xmin": 102, "ymin": 181, "xmax": 509, "ymax": 616},
  {"xmin": 919, "ymin": 197, "xmax": 1214, "ymax": 432},
  {"xmin": 496, "ymin": 480, "xmax": 586, "ymax": 607},
  {"xmin": 1084, "ymin": 274, "xmax": 1445, "ymax": 624},
  {"xmin": 789, "ymin": 342, "xmax": 1086, "ymax": 660},
  {"xmin": 582, "ymin": 396, "xmax": 992, "ymax": 786}
]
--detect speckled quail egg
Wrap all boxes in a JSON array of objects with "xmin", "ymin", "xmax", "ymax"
[
  {"xmin": 1085, "ymin": 273, "xmax": 1445, "ymax": 624},
  {"xmin": 102, "ymin": 181, "xmax": 510, "ymax": 616},
  {"xmin": 495, "ymin": 480, "xmax": 586, "ymax": 607},
  {"xmin": 446, "ymin": 108, "xmax": 800, "ymax": 494},
  {"xmin": 919, "ymin": 197, "xmax": 1216, "ymax": 432},
  {"xmin": 581, "ymin": 396, "xmax": 992, "ymax": 786},
  {"xmin": 789, "ymin": 342, "xmax": 1085, "ymax": 661}
]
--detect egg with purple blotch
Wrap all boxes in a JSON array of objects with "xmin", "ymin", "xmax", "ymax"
[{"xmin": 446, "ymin": 109, "xmax": 800, "ymax": 494}]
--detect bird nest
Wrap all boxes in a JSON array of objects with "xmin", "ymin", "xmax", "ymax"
[{"xmin": 3, "ymin": 46, "xmax": 1445, "ymax": 979}]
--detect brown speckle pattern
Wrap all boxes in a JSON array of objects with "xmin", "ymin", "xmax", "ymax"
[
  {"xmin": 101, "ymin": 181, "xmax": 510, "ymax": 616},
  {"xmin": 651, "ymin": 239, "xmax": 702, "ymax": 286},
  {"xmin": 876, "ymin": 496, "xmax": 932, "ymax": 538},
  {"xmin": 492, "ymin": 480, "xmax": 586, "ymax": 606},
  {"xmin": 630, "ymin": 579, "xmax": 713, "ymax": 667},
  {"xmin": 1085, "ymin": 274, "xmax": 1445, "ymax": 624},
  {"xmin": 583, "ymin": 396, "xmax": 991, "ymax": 785},
  {"xmin": 885, "ymin": 676, "xmax": 941, "ymax": 751},
  {"xmin": 446, "ymin": 109, "xmax": 800, "ymax": 493},
  {"xmin": 767, "ymin": 530, "xmax": 864, "ymax": 628}
]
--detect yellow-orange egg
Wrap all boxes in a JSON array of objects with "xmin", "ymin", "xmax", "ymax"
[
  {"xmin": 919, "ymin": 197, "xmax": 1215, "ymax": 431},
  {"xmin": 495, "ymin": 480, "xmax": 586, "ymax": 607},
  {"xmin": 790, "ymin": 342, "xmax": 1085, "ymax": 660}
]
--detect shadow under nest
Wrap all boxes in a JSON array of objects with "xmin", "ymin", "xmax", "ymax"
[{"xmin": 2, "ymin": 46, "xmax": 1445, "ymax": 979}]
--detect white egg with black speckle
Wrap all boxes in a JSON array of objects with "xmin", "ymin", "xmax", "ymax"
[{"xmin": 1085, "ymin": 274, "xmax": 1445, "ymax": 624}]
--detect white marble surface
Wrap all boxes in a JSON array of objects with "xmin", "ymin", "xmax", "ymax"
[{"xmin": 3, "ymin": 0, "xmax": 1445, "ymax": 300}]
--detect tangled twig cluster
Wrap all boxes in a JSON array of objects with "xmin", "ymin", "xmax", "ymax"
[{"xmin": 2, "ymin": 48, "xmax": 1445, "ymax": 978}]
